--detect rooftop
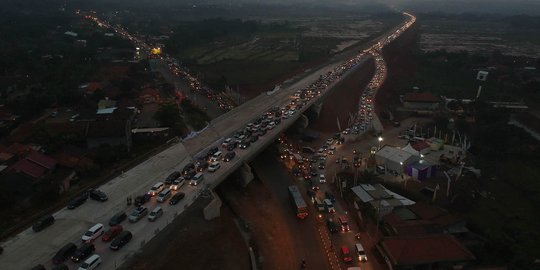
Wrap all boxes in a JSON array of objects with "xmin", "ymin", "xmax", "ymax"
[
  {"xmin": 379, "ymin": 234, "xmax": 475, "ymax": 266},
  {"xmin": 26, "ymin": 151, "xmax": 57, "ymax": 170}
]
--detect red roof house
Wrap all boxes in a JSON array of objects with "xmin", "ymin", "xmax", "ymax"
[
  {"xmin": 11, "ymin": 159, "xmax": 47, "ymax": 179},
  {"xmin": 378, "ymin": 235, "xmax": 475, "ymax": 268},
  {"xmin": 26, "ymin": 151, "xmax": 57, "ymax": 170},
  {"xmin": 403, "ymin": 93, "xmax": 441, "ymax": 111}
]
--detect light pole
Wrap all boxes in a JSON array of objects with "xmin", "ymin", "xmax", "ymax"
[{"xmin": 378, "ymin": 136, "xmax": 383, "ymax": 150}]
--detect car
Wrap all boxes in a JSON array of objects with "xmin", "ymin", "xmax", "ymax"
[
  {"xmin": 206, "ymin": 146, "xmax": 219, "ymax": 157},
  {"xmin": 170, "ymin": 177, "xmax": 186, "ymax": 191},
  {"xmin": 196, "ymin": 162, "xmax": 209, "ymax": 172},
  {"xmin": 239, "ymin": 140, "xmax": 251, "ymax": 149},
  {"xmin": 81, "ymin": 223, "xmax": 104, "ymax": 242},
  {"xmin": 77, "ymin": 254, "xmax": 101, "ymax": 270},
  {"xmin": 53, "ymin": 242, "xmax": 77, "ymax": 265},
  {"xmin": 325, "ymin": 191, "xmax": 336, "ymax": 203},
  {"xmin": 128, "ymin": 207, "xmax": 148, "ymax": 223},
  {"xmin": 102, "ymin": 225, "xmax": 123, "ymax": 242},
  {"xmin": 182, "ymin": 163, "xmax": 195, "ymax": 175},
  {"xmin": 148, "ymin": 206, "xmax": 163, "ymax": 222},
  {"xmin": 148, "ymin": 182, "xmax": 165, "ymax": 196},
  {"xmin": 110, "ymin": 231, "xmax": 132, "ymax": 250},
  {"xmin": 32, "ymin": 215, "xmax": 55, "ymax": 232},
  {"xmin": 339, "ymin": 216, "xmax": 350, "ymax": 232},
  {"xmin": 108, "ymin": 211, "xmax": 127, "ymax": 226},
  {"xmin": 221, "ymin": 138, "xmax": 233, "ymax": 148},
  {"xmin": 340, "ymin": 246, "xmax": 353, "ymax": 263},
  {"xmin": 67, "ymin": 194, "xmax": 88, "ymax": 209},
  {"xmin": 223, "ymin": 151, "xmax": 236, "ymax": 162},
  {"xmin": 208, "ymin": 161, "xmax": 221, "ymax": 172},
  {"xmin": 319, "ymin": 174, "xmax": 326, "ymax": 183},
  {"xmin": 134, "ymin": 194, "xmax": 151, "ymax": 206},
  {"xmin": 318, "ymin": 163, "xmax": 325, "ymax": 169},
  {"xmin": 250, "ymin": 135, "xmax": 259, "ymax": 143},
  {"xmin": 311, "ymin": 182, "xmax": 320, "ymax": 191},
  {"xmin": 71, "ymin": 243, "xmax": 95, "ymax": 262},
  {"xmin": 226, "ymin": 142, "xmax": 238, "ymax": 151},
  {"xmin": 88, "ymin": 189, "xmax": 108, "ymax": 202},
  {"xmin": 169, "ymin": 192, "xmax": 185, "ymax": 205},
  {"xmin": 165, "ymin": 171, "xmax": 181, "ymax": 184},
  {"xmin": 326, "ymin": 219, "xmax": 338, "ymax": 233}
]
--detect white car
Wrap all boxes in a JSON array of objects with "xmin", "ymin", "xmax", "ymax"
[
  {"xmin": 208, "ymin": 162, "xmax": 221, "ymax": 172},
  {"xmin": 319, "ymin": 174, "xmax": 326, "ymax": 183},
  {"xmin": 268, "ymin": 122, "xmax": 276, "ymax": 129}
]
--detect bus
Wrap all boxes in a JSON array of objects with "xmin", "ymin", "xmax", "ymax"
[{"xmin": 288, "ymin": 185, "xmax": 308, "ymax": 219}]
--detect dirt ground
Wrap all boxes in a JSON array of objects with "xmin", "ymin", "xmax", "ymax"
[
  {"xmin": 310, "ymin": 58, "xmax": 376, "ymax": 134},
  {"xmin": 121, "ymin": 197, "xmax": 250, "ymax": 270}
]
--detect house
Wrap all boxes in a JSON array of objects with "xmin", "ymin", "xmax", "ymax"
[
  {"xmin": 86, "ymin": 119, "xmax": 132, "ymax": 150},
  {"xmin": 382, "ymin": 203, "xmax": 467, "ymax": 237},
  {"xmin": 351, "ymin": 183, "xmax": 415, "ymax": 218},
  {"xmin": 85, "ymin": 107, "xmax": 135, "ymax": 151},
  {"xmin": 403, "ymin": 92, "xmax": 440, "ymax": 111},
  {"xmin": 139, "ymin": 88, "xmax": 161, "ymax": 104},
  {"xmin": 9, "ymin": 151, "xmax": 57, "ymax": 180},
  {"xmin": 375, "ymin": 145, "xmax": 419, "ymax": 175},
  {"xmin": 377, "ymin": 234, "xmax": 475, "ymax": 270}
]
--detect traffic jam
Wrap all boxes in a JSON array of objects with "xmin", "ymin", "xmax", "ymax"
[{"xmin": 29, "ymin": 12, "xmax": 416, "ymax": 270}]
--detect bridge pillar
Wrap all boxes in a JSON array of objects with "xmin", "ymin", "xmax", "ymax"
[
  {"xmin": 297, "ymin": 114, "xmax": 309, "ymax": 131},
  {"xmin": 238, "ymin": 162, "xmax": 255, "ymax": 187},
  {"xmin": 203, "ymin": 191, "xmax": 222, "ymax": 220}
]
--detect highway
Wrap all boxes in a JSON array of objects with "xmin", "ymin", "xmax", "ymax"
[{"xmin": 0, "ymin": 11, "xmax": 415, "ymax": 270}]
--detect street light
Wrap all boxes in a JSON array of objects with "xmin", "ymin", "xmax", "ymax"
[{"xmin": 378, "ymin": 136, "xmax": 383, "ymax": 149}]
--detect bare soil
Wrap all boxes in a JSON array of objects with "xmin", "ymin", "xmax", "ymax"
[{"xmin": 121, "ymin": 197, "xmax": 250, "ymax": 270}]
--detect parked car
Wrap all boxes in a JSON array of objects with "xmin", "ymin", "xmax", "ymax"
[
  {"xmin": 88, "ymin": 189, "xmax": 108, "ymax": 202},
  {"xmin": 102, "ymin": 225, "xmax": 123, "ymax": 242},
  {"xmin": 110, "ymin": 231, "xmax": 132, "ymax": 250},
  {"xmin": 32, "ymin": 215, "xmax": 55, "ymax": 232},
  {"xmin": 71, "ymin": 243, "xmax": 95, "ymax": 262},
  {"xmin": 319, "ymin": 174, "xmax": 326, "ymax": 183},
  {"xmin": 67, "ymin": 194, "xmax": 88, "ymax": 209},
  {"xmin": 169, "ymin": 192, "xmax": 185, "ymax": 205},
  {"xmin": 128, "ymin": 207, "xmax": 148, "ymax": 223},
  {"xmin": 108, "ymin": 211, "xmax": 127, "ymax": 226},
  {"xmin": 53, "ymin": 242, "xmax": 77, "ymax": 264}
]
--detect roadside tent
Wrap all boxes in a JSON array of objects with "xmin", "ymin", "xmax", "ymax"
[
  {"xmin": 402, "ymin": 143, "xmax": 420, "ymax": 157},
  {"xmin": 405, "ymin": 159, "xmax": 436, "ymax": 181},
  {"xmin": 375, "ymin": 146, "xmax": 419, "ymax": 174}
]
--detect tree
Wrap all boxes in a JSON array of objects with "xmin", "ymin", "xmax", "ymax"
[{"xmin": 153, "ymin": 104, "xmax": 180, "ymax": 127}]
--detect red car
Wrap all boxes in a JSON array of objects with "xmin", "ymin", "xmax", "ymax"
[
  {"xmin": 102, "ymin": 225, "xmax": 123, "ymax": 242},
  {"xmin": 341, "ymin": 246, "xmax": 353, "ymax": 263}
]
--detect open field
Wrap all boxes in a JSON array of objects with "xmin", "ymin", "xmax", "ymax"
[{"xmin": 418, "ymin": 14, "xmax": 540, "ymax": 57}]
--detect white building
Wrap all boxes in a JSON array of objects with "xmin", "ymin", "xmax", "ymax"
[{"xmin": 375, "ymin": 145, "xmax": 419, "ymax": 175}]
